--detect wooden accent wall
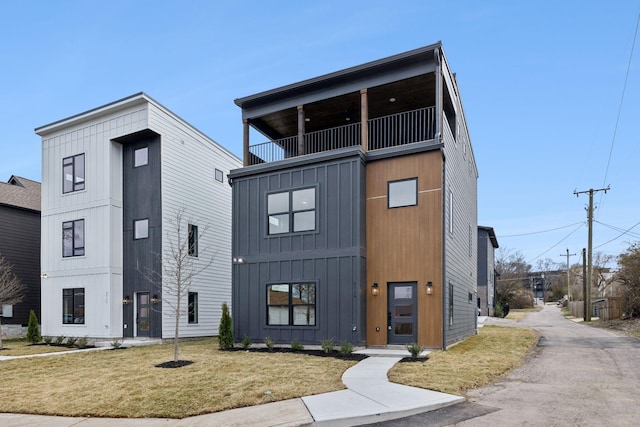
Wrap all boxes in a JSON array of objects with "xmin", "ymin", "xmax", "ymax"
[{"xmin": 366, "ymin": 151, "xmax": 444, "ymax": 347}]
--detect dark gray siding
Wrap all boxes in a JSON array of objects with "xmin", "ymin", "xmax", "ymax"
[
  {"xmin": 0, "ymin": 205, "xmax": 40, "ymax": 326},
  {"xmin": 120, "ymin": 132, "xmax": 162, "ymax": 338},
  {"xmin": 231, "ymin": 150, "xmax": 366, "ymax": 345}
]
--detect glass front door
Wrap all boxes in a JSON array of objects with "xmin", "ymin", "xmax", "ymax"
[
  {"xmin": 387, "ymin": 282, "xmax": 417, "ymax": 345},
  {"xmin": 136, "ymin": 292, "xmax": 150, "ymax": 337}
]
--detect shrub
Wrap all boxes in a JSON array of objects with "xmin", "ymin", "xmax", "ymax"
[
  {"xmin": 26, "ymin": 310, "xmax": 41, "ymax": 344},
  {"xmin": 55, "ymin": 336, "xmax": 66, "ymax": 345},
  {"xmin": 321, "ymin": 339, "xmax": 334, "ymax": 354},
  {"xmin": 241, "ymin": 334, "xmax": 253, "ymax": 350},
  {"xmin": 76, "ymin": 336, "xmax": 89, "ymax": 349},
  {"xmin": 339, "ymin": 341, "xmax": 353, "ymax": 356},
  {"xmin": 264, "ymin": 336, "xmax": 275, "ymax": 351},
  {"xmin": 66, "ymin": 337, "xmax": 78, "ymax": 347},
  {"xmin": 43, "ymin": 336, "xmax": 52, "ymax": 345},
  {"xmin": 291, "ymin": 340, "xmax": 304, "ymax": 351},
  {"xmin": 110, "ymin": 338, "xmax": 122, "ymax": 349},
  {"xmin": 218, "ymin": 302, "xmax": 234, "ymax": 350},
  {"xmin": 406, "ymin": 342, "xmax": 423, "ymax": 359},
  {"xmin": 494, "ymin": 302, "xmax": 504, "ymax": 318}
]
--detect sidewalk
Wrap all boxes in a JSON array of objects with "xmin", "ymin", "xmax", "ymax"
[{"xmin": 0, "ymin": 347, "xmax": 464, "ymax": 427}]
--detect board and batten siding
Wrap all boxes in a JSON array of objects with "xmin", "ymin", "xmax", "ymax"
[
  {"xmin": 441, "ymin": 60, "xmax": 479, "ymax": 347},
  {"xmin": 147, "ymin": 102, "xmax": 241, "ymax": 338},
  {"xmin": 39, "ymin": 102, "xmax": 148, "ymax": 338}
]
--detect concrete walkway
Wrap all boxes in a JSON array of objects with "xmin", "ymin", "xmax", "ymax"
[{"xmin": 0, "ymin": 346, "xmax": 466, "ymax": 426}]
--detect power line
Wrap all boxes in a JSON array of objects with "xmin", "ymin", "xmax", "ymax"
[
  {"xmin": 528, "ymin": 223, "xmax": 584, "ymax": 263},
  {"xmin": 594, "ymin": 219, "xmax": 640, "ymax": 250},
  {"xmin": 499, "ymin": 221, "xmax": 584, "ymax": 238},
  {"xmin": 594, "ymin": 219, "xmax": 640, "ymax": 240},
  {"xmin": 597, "ymin": 9, "xmax": 640, "ymax": 216}
]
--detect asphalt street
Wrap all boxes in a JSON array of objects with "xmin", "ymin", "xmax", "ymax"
[{"xmin": 369, "ymin": 304, "xmax": 640, "ymax": 427}]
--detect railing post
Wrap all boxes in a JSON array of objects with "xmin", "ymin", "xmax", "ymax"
[
  {"xmin": 243, "ymin": 119, "xmax": 250, "ymax": 166},
  {"xmin": 297, "ymin": 105, "xmax": 305, "ymax": 156},
  {"xmin": 360, "ymin": 88, "xmax": 368, "ymax": 151}
]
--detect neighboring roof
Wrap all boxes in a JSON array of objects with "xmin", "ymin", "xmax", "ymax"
[
  {"xmin": 0, "ymin": 175, "xmax": 41, "ymax": 212},
  {"xmin": 478, "ymin": 226, "xmax": 499, "ymax": 248}
]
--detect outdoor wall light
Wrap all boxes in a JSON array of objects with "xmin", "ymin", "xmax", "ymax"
[
  {"xmin": 40, "ymin": 273, "xmax": 48, "ymax": 279},
  {"xmin": 151, "ymin": 295, "xmax": 161, "ymax": 304},
  {"xmin": 371, "ymin": 283, "xmax": 379, "ymax": 296},
  {"xmin": 232, "ymin": 257, "xmax": 245, "ymax": 264},
  {"xmin": 426, "ymin": 282, "xmax": 433, "ymax": 295},
  {"xmin": 122, "ymin": 295, "xmax": 131, "ymax": 305}
]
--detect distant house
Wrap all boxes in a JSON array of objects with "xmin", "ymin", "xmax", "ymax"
[
  {"xmin": 230, "ymin": 43, "xmax": 479, "ymax": 349},
  {"xmin": 477, "ymin": 226, "xmax": 498, "ymax": 316},
  {"xmin": 0, "ymin": 176, "xmax": 41, "ymax": 338},
  {"xmin": 35, "ymin": 93, "xmax": 241, "ymax": 340}
]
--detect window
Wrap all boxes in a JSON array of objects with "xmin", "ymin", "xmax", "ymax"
[
  {"xmin": 188, "ymin": 292, "xmax": 198, "ymax": 324},
  {"xmin": 188, "ymin": 224, "xmax": 198, "ymax": 257},
  {"xmin": 63, "ymin": 153, "xmax": 85, "ymax": 193},
  {"xmin": 215, "ymin": 168, "xmax": 224, "ymax": 183},
  {"xmin": 63, "ymin": 219, "xmax": 85, "ymax": 257},
  {"xmin": 449, "ymin": 282, "xmax": 454, "ymax": 327},
  {"xmin": 134, "ymin": 147, "xmax": 148, "ymax": 167},
  {"xmin": 267, "ymin": 283, "xmax": 316, "ymax": 326},
  {"xmin": 267, "ymin": 188, "xmax": 316, "ymax": 235},
  {"xmin": 448, "ymin": 190, "xmax": 453, "ymax": 234},
  {"xmin": 388, "ymin": 178, "xmax": 417, "ymax": 208},
  {"xmin": 2, "ymin": 305, "xmax": 13, "ymax": 317},
  {"xmin": 134, "ymin": 219, "xmax": 149, "ymax": 239},
  {"xmin": 63, "ymin": 288, "xmax": 85, "ymax": 324}
]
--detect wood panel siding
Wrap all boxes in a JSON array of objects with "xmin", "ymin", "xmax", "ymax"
[{"xmin": 366, "ymin": 150, "xmax": 444, "ymax": 347}]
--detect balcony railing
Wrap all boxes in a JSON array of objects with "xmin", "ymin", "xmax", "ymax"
[{"xmin": 248, "ymin": 106, "xmax": 436, "ymax": 165}]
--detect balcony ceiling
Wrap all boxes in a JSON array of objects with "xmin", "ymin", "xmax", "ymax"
[{"xmin": 252, "ymin": 74, "xmax": 436, "ymax": 140}]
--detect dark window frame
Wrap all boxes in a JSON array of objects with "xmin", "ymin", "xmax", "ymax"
[
  {"xmin": 188, "ymin": 292, "xmax": 198, "ymax": 324},
  {"xmin": 62, "ymin": 153, "xmax": 85, "ymax": 194},
  {"xmin": 214, "ymin": 168, "xmax": 224, "ymax": 183},
  {"xmin": 63, "ymin": 287, "xmax": 85, "ymax": 324},
  {"xmin": 134, "ymin": 218, "xmax": 149, "ymax": 240},
  {"xmin": 388, "ymin": 178, "xmax": 418, "ymax": 209},
  {"xmin": 62, "ymin": 219, "xmax": 85, "ymax": 257},
  {"xmin": 267, "ymin": 187, "xmax": 317, "ymax": 235},
  {"xmin": 266, "ymin": 282, "xmax": 316, "ymax": 327},
  {"xmin": 188, "ymin": 224, "xmax": 198, "ymax": 257}
]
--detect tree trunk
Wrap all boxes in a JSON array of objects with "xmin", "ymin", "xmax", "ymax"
[{"xmin": 174, "ymin": 287, "xmax": 180, "ymax": 363}]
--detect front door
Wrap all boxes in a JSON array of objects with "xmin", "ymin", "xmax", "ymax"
[
  {"xmin": 387, "ymin": 282, "xmax": 417, "ymax": 345},
  {"xmin": 136, "ymin": 292, "xmax": 150, "ymax": 337}
]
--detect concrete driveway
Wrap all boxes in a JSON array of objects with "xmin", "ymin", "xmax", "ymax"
[{"xmin": 372, "ymin": 304, "xmax": 640, "ymax": 426}]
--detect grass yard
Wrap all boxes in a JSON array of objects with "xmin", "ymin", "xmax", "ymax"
[
  {"xmin": 505, "ymin": 306, "xmax": 543, "ymax": 322},
  {"xmin": 388, "ymin": 326, "xmax": 538, "ymax": 396},
  {"xmin": 0, "ymin": 338, "xmax": 357, "ymax": 419},
  {"xmin": 0, "ymin": 339, "xmax": 75, "ymax": 356}
]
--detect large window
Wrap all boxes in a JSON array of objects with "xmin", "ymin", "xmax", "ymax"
[
  {"xmin": 267, "ymin": 283, "xmax": 316, "ymax": 326},
  {"xmin": 388, "ymin": 178, "xmax": 417, "ymax": 208},
  {"xmin": 188, "ymin": 292, "xmax": 198, "ymax": 324},
  {"xmin": 63, "ymin": 153, "xmax": 85, "ymax": 193},
  {"xmin": 267, "ymin": 188, "xmax": 316, "ymax": 235},
  {"xmin": 449, "ymin": 282, "xmax": 454, "ymax": 327},
  {"xmin": 188, "ymin": 224, "xmax": 198, "ymax": 257},
  {"xmin": 63, "ymin": 288, "xmax": 85, "ymax": 324},
  {"xmin": 63, "ymin": 219, "xmax": 85, "ymax": 257}
]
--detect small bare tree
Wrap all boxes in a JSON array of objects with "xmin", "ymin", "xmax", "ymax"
[
  {"xmin": 0, "ymin": 255, "xmax": 25, "ymax": 349},
  {"xmin": 141, "ymin": 208, "xmax": 215, "ymax": 364}
]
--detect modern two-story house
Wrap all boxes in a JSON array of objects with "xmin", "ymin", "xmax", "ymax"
[
  {"xmin": 0, "ymin": 176, "xmax": 41, "ymax": 338},
  {"xmin": 36, "ymin": 93, "xmax": 241, "ymax": 340},
  {"xmin": 477, "ymin": 226, "xmax": 499, "ymax": 316},
  {"xmin": 230, "ymin": 43, "xmax": 479, "ymax": 349}
]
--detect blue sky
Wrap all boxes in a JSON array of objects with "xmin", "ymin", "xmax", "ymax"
[{"xmin": 1, "ymin": 1, "xmax": 639, "ymax": 269}]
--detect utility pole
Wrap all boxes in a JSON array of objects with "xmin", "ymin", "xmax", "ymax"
[
  {"xmin": 574, "ymin": 186, "xmax": 609, "ymax": 322},
  {"xmin": 582, "ymin": 248, "xmax": 587, "ymax": 321},
  {"xmin": 561, "ymin": 249, "xmax": 576, "ymax": 301}
]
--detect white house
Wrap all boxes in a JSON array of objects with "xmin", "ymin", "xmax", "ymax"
[{"xmin": 36, "ymin": 93, "xmax": 241, "ymax": 340}]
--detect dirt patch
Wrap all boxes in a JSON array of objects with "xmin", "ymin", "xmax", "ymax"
[
  {"xmin": 226, "ymin": 347, "xmax": 368, "ymax": 361},
  {"xmin": 589, "ymin": 318, "xmax": 640, "ymax": 337}
]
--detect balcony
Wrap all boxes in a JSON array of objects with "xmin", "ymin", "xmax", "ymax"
[{"xmin": 248, "ymin": 106, "xmax": 436, "ymax": 165}]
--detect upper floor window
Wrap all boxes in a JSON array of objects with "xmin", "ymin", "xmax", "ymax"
[
  {"xmin": 63, "ymin": 153, "xmax": 85, "ymax": 193},
  {"xmin": 134, "ymin": 219, "xmax": 149, "ymax": 239},
  {"xmin": 63, "ymin": 219, "xmax": 85, "ymax": 257},
  {"xmin": 388, "ymin": 178, "xmax": 417, "ymax": 208},
  {"xmin": 134, "ymin": 147, "xmax": 148, "ymax": 167},
  {"xmin": 63, "ymin": 288, "xmax": 85, "ymax": 324},
  {"xmin": 188, "ymin": 224, "xmax": 198, "ymax": 257},
  {"xmin": 215, "ymin": 168, "xmax": 224, "ymax": 183},
  {"xmin": 267, "ymin": 283, "xmax": 316, "ymax": 326},
  {"xmin": 267, "ymin": 188, "xmax": 316, "ymax": 235}
]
